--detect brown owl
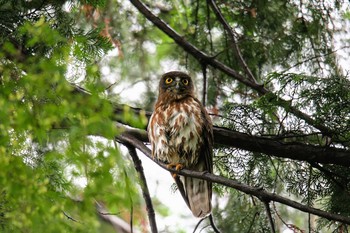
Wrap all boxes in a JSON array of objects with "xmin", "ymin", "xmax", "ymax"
[{"xmin": 148, "ymin": 71, "xmax": 213, "ymax": 218}]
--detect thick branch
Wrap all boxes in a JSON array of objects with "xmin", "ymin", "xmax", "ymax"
[
  {"xmin": 129, "ymin": 0, "xmax": 335, "ymax": 136},
  {"xmin": 116, "ymin": 122, "xmax": 350, "ymax": 167},
  {"xmin": 116, "ymin": 133, "xmax": 350, "ymax": 225},
  {"xmin": 72, "ymin": 86, "xmax": 350, "ymax": 166},
  {"xmin": 213, "ymin": 126, "xmax": 350, "ymax": 167}
]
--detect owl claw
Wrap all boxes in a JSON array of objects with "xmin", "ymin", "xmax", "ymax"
[
  {"xmin": 175, "ymin": 163, "xmax": 183, "ymax": 171},
  {"xmin": 167, "ymin": 163, "xmax": 183, "ymax": 178}
]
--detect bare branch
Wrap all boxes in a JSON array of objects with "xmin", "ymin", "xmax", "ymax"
[
  {"xmin": 62, "ymin": 211, "xmax": 80, "ymax": 223},
  {"xmin": 263, "ymin": 201, "xmax": 276, "ymax": 233},
  {"xmin": 125, "ymin": 144, "xmax": 158, "ymax": 233},
  {"xmin": 96, "ymin": 202, "xmax": 137, "ymax": 233},
  {"xmin": 117, "ymin": 133, "xmax": 350, "ymax": 225},
  {"xmin": 59, "ymin": 86, "xmax": 350, "ymax": 167},
  {"xmin": 201, "ymin": 64, "xmax": 207, "ymax": 106},
  {"xmin": 209, "ymin": 214, "xmax": 221, "ymax": 233},
  {"xmin": 273, "ymin": 203, "xmax": 305, "ymax": 233},
  {"xmin": 192, "ymin": 218, "xmax": 206, "ymax": 233}
]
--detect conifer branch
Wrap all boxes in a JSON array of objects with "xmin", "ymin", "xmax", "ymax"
[
  {"xmin": 117, "ymin": 133, "xmax": 350, "ymax": 225},
  {"xmin": 70, "ymin": 86, "xmax": 350, "ymax": 166},
  {"xmin": 129, "ymin": 0, "xmax": 335, "ymax": 137},
  {"xmin": 207, "ymin": 0, "xmax": 257, "ymax": 83},
  {"xmin": 114, "ymin": 122, "xmax": 350, "ymax": 167}
]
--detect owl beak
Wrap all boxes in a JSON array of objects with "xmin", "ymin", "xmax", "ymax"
[{"xmin": 175, "ymin": 81, "xmax": 180, "ymax": 89}]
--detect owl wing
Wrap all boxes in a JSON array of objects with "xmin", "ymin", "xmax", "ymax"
[{"xmin": 175, "ymin": 102, "xmax": 213, "ymax": 218}]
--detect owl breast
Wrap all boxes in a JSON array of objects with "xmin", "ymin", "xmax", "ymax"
[{"xmin": 148, "ymin": 97, "xmax": 204, "ymax": 167}]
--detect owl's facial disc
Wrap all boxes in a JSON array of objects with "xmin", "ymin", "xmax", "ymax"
[
  {"xmin": 160, "ymin": 72, "xmax": 193, "ymax": 99},
  {"xmin": 168, "ymin": 77, "xmax": 187, "ymax": 94}
]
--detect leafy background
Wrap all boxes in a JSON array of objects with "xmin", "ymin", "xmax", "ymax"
[{"xmin": 1, "ymin": 0, "xmax": 350, "ymax": 232}]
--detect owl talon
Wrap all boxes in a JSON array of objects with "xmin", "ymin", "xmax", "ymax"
[
  {"xmin": 167, "ymin": 163, "xmax": 183, "ymax": 178},
  {"xmin": 175, "ymin": 163, "xmax": 183, "ymax": 171}
]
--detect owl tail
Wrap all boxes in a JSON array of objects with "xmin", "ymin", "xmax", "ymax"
[{"xmin": 177, "ymin": 176, "xmax": 212, "ymax": 218}]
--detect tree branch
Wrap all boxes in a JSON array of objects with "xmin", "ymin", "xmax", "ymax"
[
  {"xmin": 62, "ymin": 211, "xmax": 80, "ymax": 223},
  {"xmin": 128, "ymin": 0, "xmax": 335, "ymax": 137},
  {"xmin": 208, "ymin": 214, "xmax": 221, "ymax": 233},
  {"xmin": 115, "ymin": 122, "xmax": 350, "ymax": 167},
  {"xmin": 201, "ymin": 64, "xmax": 207, "ymax": 106},
  {"xmin": 129, "ymin": 0, "xmax": 264, "ymax": 93},
  {"xmin": 96, "ymin": 202, "xmax": 138, "ymax": 233},
  {"xmin": 207, "ymin": 0, "xmax": 257, "ymax": 83},
  {"xmin": 116, "ymin": 133, "xmax": 350, "ymax": 225},
  {"xmin": 70, "ymin": 86, "xmax": 350, "ymax": 166},
  {"xmin": 124, "ymin": 144, "xmax": 158, "ymax": 233},
  {"xmin": 263, "ymin": 201, "xmax": 276, "ymax": 233}
]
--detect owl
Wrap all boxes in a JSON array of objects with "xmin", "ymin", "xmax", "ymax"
[{"xmin": 148, "ymin": 71, "xmax": 213, "ymax": 218}]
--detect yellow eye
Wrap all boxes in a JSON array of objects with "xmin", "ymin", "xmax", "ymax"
[
  {"xmin": 182, "ymin": 79, "xmax": 189, "ymax": 85},
  {"xmin": 165, "ymin": 77, "xmax": 173, "ymax": 84}
]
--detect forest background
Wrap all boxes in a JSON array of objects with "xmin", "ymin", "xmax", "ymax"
[{"xmin": 1, "ymin": 0, "xmax": 350, "ymax": 232}]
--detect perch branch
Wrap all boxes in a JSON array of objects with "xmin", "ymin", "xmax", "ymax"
[
  {"xmin": 72, "ymin": 85, "xmax": 350, "ymax": 166},
  {"xmin": 114, "ymin": 122, "xmax": 350, "ymax": 167},
  {"xmin": 116, "ymin": 133, "xmax": 350, "ymax": 225}
]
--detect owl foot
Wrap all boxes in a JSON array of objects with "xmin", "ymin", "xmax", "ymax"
[{"xmin": 167, "ymin": 163, "xmax": 183, "ymax": 178}]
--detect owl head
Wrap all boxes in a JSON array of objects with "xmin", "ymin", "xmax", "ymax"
[{"xmin": 159, "ymin": 71, "xmax": 194, "ymax": 100}]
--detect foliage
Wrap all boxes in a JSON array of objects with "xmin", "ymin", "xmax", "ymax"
[
  {"xmin": 0, "ymin": 1, "xmax": 144, "ymax": 232},
  {"xmin": 1, "ymin": 0, "xmax": 350, "ymax": 232}
]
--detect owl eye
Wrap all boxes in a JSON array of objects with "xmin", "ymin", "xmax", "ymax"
[
  {"xmin": 182, "ymin": 79, "xmax": 189, "ymax": 85},
  {"xmin": 165, "ymin": 77, "xmax": 173, "ymax": 84}
]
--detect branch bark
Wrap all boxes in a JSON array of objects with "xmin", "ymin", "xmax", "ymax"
[
  {"xmin": 116, "ymin": 122, "xmax": 350, "ymax": 167},
  {"xmin": 124, "ymin": 144, "xmax": 158, "ymax": 233},
  {"xmin": 263, "ymin": 201, "xmax": 276, "ymax": 233},
  {"xmin": 116, "ymin": 133, "xmax": 350, "ymax": 225},
  {"xmin": 71, "ymin": 86, "xmax": 350, "ymax": 166}
]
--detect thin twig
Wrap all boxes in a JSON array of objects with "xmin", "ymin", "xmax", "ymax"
[
  {"xmin": 62, "ymin": 211, "xmax": 79, "ymax": 223},
  {"xmin": 96, "ymin": 202, "xmax": 135, "ymax": 233},
  {"xmin": 273, "ymin": 203, "xmax": 305, "ymax": 233},
  {"xmin": 262, "ymin": 201, "xmax": 276, "ymax": 233},
  {"xmin": 126, "ymin": 145, "xmax": 158, "ymax": 233},
  {"xmin": 207, "ymin": 0, "xmax": 257, "ymax": 83},
  {"xmin": 201, "ymin": 64, "xmax": 207, "ymax": 106},
  {"xmin": 209, "ymin": 214, "xmax": 221, "ymax": 233},
  {"xmin": 98, "ymin": 211, "xmax": 121, "ymax": 215},
  {"xmin": 193, "ymin": 217, "xmax": 206, "ymax": 233}
]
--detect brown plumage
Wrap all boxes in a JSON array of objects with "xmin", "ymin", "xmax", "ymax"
[{"xmin": 148, "ymin": 71, "xmax": 213, "ymax": 218}]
